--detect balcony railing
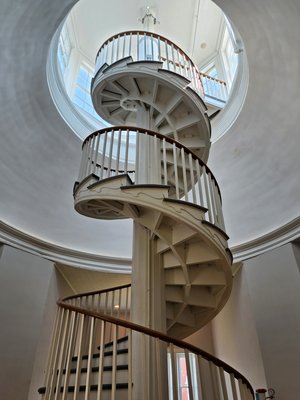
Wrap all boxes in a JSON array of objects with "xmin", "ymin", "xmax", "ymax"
[
  {"xmin": 95, "ymin": 30, "xmax": 204, "ymax": 98},
  {"xmin": 200, "ymin": 72, "xmax": 228, "ymax": 106},
  {"xmin": 78, "ymin": 127, "xmax": 225, "ymax": 231}
]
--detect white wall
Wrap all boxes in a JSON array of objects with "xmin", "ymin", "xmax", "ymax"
[
  {"xmin": 186, "ymin": 322, "xmax": 215, "ymax": 354},
  {"xmin": 244, "ymin": 243, "xmax": 300, "ymax": 398},
  {"xmin": 211, "ymin": 266, "xmax": 267, "ymax": 390},
  {"xmin": 0, "ymin": 245, "xmax": 73, "ymax": 400},
  {"xmin": 28, "ymin": 266, "xmax": 74, "ymax": 400},
  {"xmin": 210, "ymin": 242, "xmax": 300, "ymax": 398}
]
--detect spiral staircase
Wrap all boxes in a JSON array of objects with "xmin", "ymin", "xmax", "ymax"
[{"xmin": 39, "ymin": 31, "xmax": 254, "ymax": 400}]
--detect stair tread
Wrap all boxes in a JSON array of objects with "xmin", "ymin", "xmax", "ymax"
[
  {"xmin": 38, "ymin": 382, "xmax": 129, "ymax": 394},
  {"xmin": 71, "ymin": 348, "xmax": 128, "ymax": 362},
  {"xmin": 63, "ymin": 364, "xmax": 128, "ymax": 374}
]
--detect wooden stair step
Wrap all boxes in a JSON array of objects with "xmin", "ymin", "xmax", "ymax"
[{"xmin": 38, "ymin": 382, "xmax": 129, "ymax": 394}]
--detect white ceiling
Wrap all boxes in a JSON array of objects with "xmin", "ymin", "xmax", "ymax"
[
  {"xmin": 70, "ymin": 0, "xmax": 223, "ymax": 67},
  {"xmin": 0, "ymin": 0, "xmax": 299, "ymax": 263}
]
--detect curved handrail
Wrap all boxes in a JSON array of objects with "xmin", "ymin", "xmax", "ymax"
[
  {"xmin": 78, "ymin": 125, "xmax": 225, "ymax": 230},
  {"xmin": 96, "ymin": 31, "xmax": 200, "ymax": 71},
  {"xmin": 82, "ymin": 126, "xmax": 221, "ymax": 199},
  {"xmin": 94, "ymin": 30, "xmax": 204, "ymax": 97},
  {"xmin": 200, "ymin": 72, "xmax": 227, "ymax": 86},
  {"xmin": 63, "ymin": 283, "xmax": 131, "ymax": 302},
  {"xmin": 58, "ymin": 295, "xmax": 254, "ymax": 397}
]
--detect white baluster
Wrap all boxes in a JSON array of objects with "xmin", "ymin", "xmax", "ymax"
[
  {"xmin": 61, "ymin": 311, "xmax": 76, "ymax": 400},
  {"xmin": 208, "ymin": 173, "xmax": 218, "ymax": 225},
  {"xmin": 73, "ymin": 313, "xmax": 85, "ymax": 399},
  {"xmin": 162, "ymin": 138, "xmax": 168, "ymax": 186},
  {"xmin": 129, "ymin": 32, "xmax": 132, "ymax": 57},
  {"xmin": 144, "ymin": 33, "xmax": 147, "ymax": 60},
  {"xmin": 151, "ymin": 34, "xmax": 154, "ymax": 60},
  {"xmin": 185, "ymin": 350, "xmax": 194, "ymax": 400},
  {"xmin": 169, "ymin": 343, "xmax": 179, "ymax": 400},
  {"xmin": 219, "ymin": 367, "xmax": 229, "ymax": 400},
  {"xmin": 96, "ymin": 320, "xmax": 105, "ymax": 400},
  {"xmin": 189, "ymin": 153, "xmax": 196, "ymax": 204},
  {"xmin": 116, "ymin": 34, "xmax": 120, "ymax": 61},
  {"xmin": 165, "ymin": 40, "xmax": 170, "ymax": 70},
  {"xmin": 197, "ymin": 355, "xmax": 207, "ymax": 400},
  {"xmin": 173, "ymin": 143, "xmax": 180, "ymax": 199},
  {"xmin": 230, "ymin": 373, "xmax": 239, "ymax": 400},
  {"xmin": 195, "ymin": 160, "xmax": 203, "ymax": 207},
  {"xmin": 171, "ymin": 43, "xmax": 176, "ymax": 72},
  {"xmin": 122, "ymin": 33, "xmax": 126, "ymax": 58},
  {"xmin": 78, "ymin": 141, "xmax": 87, "ymax": 181},
  {"xmin": 155, "ymin": 339, "xmax": 163, "ymax": 400},
  {"xmin": 125, "ymin": 286, "xmax": 130, "ymax": 320},
  {"xmin": 124, "ymin": 129, "xmax": 129, "ymax": 174},
  {"xmin": 176, "ymin": 48, "xmax": 182, "ymax": 75},
  {"xmin": 93, "ymin": 133, "xmax": 100, "ymax": 175},
  {"xmin": 181, "ymin": 148, "xmax": 188, "ymax": 201},
  {"xmin": 45, "ymin": 307, "xmax": 64, "ymax": 400},
  {"xmin": 100, "ymin": 131, "xmax": 108, "ymax": 180},
  {"xmin": 111, "ymin": 324, "xmax": 118, "ymax": 400},
  {"xmin": 128, "ymin": 329, "xmax": 132, "ymax": 400},
  {"xmin": 84, "ymin": 317, "xmax": 95, "ymax": 400},
  {"xmin": 202, "ymin": 166, "xmax": 213, "ymax": 222},
  {"xmin": 157, "ymin": 36, "xmax": 161, "ymax": 61},
  {"xmin": 111, "ymin": 37, "xmax": 115, "ymax": 64},
  {"xmin": 115, "ymin": 129, "xmax": 122, "ymax": 176}
]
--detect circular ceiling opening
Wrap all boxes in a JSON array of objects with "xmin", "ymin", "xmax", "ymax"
[{"xmin": 47, "ymin": 0, "xmax": 248, "ymax": 144}]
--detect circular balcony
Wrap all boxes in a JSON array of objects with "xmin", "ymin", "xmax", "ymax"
[{"xmin": 95, "ymin": 30, "xmax": 204, "ymax": 98}]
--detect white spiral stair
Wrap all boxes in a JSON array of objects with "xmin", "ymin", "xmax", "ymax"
[{"xmin": 39, "ymin": 30, "xmax": 254, "ymax": 400}]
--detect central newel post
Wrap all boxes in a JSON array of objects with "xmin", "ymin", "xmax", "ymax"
[{"xmin": 131, "ymin": 105, "xmax": 169, "ymax": 399}]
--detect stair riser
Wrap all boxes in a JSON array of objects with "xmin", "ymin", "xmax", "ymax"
[
  {"xmin": 70, "ymin": 353, "xmax": 128, "ymax": 369},
  {"xmin": 61, "ymin": 369, "xmax": 128, "ymax": 387},
  {"xmin": 41, "ymin": 388, "xmax": 128, "ymax": 400}
]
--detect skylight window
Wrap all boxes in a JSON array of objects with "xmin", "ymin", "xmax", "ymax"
[
  {"xmin": 73, "ymin": 65, "xmax": 106, "ymax": 124},
  {"xmin": 57, "ymin": 26, "xmax": 71, "ymax": 81}
]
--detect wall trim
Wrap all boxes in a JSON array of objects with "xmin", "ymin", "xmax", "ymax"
[
  {"xmin": 0, "ymin": 221, "xmax": 131, "ymax": 273},
  {"xmin": 231, "ymin": 216, "xmax": 300, "ymax": 262},
  {"xmin": 1, "ymin": 218, "xmax": 300, "ymax": 270}
]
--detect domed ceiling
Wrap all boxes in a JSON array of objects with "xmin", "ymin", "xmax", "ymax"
[{"xmin": 0, "ymin": 0, "xmax": 299, "ymax": 266}]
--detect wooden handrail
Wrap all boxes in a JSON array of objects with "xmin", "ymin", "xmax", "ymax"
[
  {"xmin": 82, "ymin": 126, "xmax": 222, "ymax": 199},
  {"xmin": 58, "ymin": 298, "xmax": 254, "ymax": 396},
  {"xmin": 200, "ymin": 72, "xmax": 227, "ymax": 86},
  {"xmin": 96, "ymin": 30, "xmax": 199, "ymax": 76},
  {"xmin": 62, "ymin": 283, "xmax": 131, "ymax": 302}
]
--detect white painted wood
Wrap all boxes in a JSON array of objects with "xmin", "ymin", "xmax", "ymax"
[
  {"xmin": 73, "ymin": 314, "xmax": 85, "ymax": 400},
  {"xmin": 230, "ymin": 373, "xmax": 239, "ymax": 400},
  {"xmin": 96, "ymin": 320, "xmax": 105, "ymax": 400},
  {"xmin": 111, "ymin": 325, "xmax": 118, "ymax": 400},
  {"xmin": 84, "ymin": 317, "xmax": 94, "ymax": 400},
  {"xmin": 128, "ymin": 329, "xmax": 132, "ymax": 400},
  {"xmin": 62, "ymin": 311, "xmax": 76, "ymax": 400},
  {"xmin": 44, "ymin": 307, "xmax": 62, "ymax": 400},
  {"xmin": 173, "ymin": 144, "xmax": 180, "ymax": 199},
  {"xmin": 219, "ymin": 367, "xmax": 229, "ymax": 400},
  {"xmin": 185, "ymin": 350, "xmax": 194, "ymax": 400},
  {"xmin": 169, "ymin": 344, "xmax": 179, "ymax": 400}
]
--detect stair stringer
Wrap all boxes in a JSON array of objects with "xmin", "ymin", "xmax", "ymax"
[{"xmin": 74, "ymin": 175, "xmax": 232, "ymax": 339}]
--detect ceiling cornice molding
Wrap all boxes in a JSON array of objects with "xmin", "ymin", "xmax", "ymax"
[
  {"xmin": 0, "ymin": 220, "xmax": 132, "ymax": 273},
  {"xmin": 1, "ymin": 217, "xmax": 300, "ymax": 271},
  {"xmin": 231, "ymin": 216, "xmax": 300, "ymax": 262}
]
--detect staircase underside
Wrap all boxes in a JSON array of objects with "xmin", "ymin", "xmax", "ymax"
[
  {"xmin": 91, "ymin": 58, "xmax": 211, "ymax": 163},
  {"xmin": 74, "ymin": 174, "xmax": 232, "ymax": 339}
]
